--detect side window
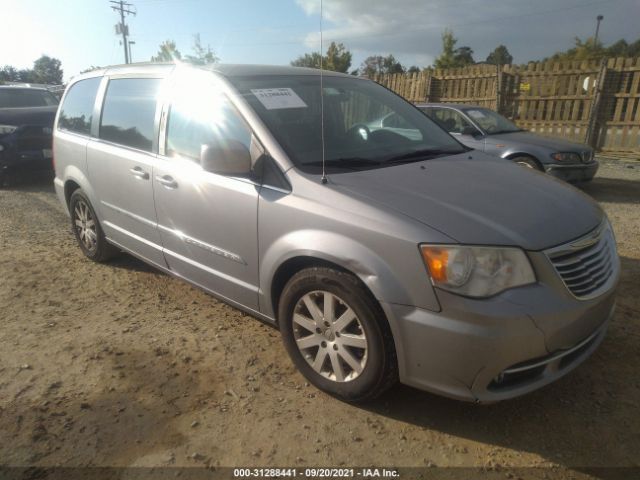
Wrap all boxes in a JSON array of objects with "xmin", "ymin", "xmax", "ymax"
[
  {"xmin": 99, "ymin": 78, "xmax": 161, "ymax": 152},
  {"xmin": 58, "ymin": 77, "xmax": 101, "ymax": 135},
  {"xmin": 166, "ymin": 90, "xmax": 252, "ymax": 161},
  {"xmin": 429, "ymin": 108, "xmax": 472, "ymax": 134}
]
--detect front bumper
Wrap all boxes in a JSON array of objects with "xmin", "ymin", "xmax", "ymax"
[
  {"xmin": 0, "ymin": 128, "xmax": 53, "ymax": 177},
  {"xmin": 383, "ymin": 276, "xmax": 617, "ymax": 403},
  {"xmin": 544, "ymin": 160, "xmax": 599, "ymax": 182}
]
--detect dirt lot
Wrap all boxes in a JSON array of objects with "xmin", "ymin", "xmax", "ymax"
[{"xmin": 0, "ymin": 160, "xmax": 639, "ymax": 479}]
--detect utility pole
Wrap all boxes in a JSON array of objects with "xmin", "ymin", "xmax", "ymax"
[
  {"xmin": 594, "ymin": 14, "xmax": 604, "ymax": 46},
  {"xmin": 110, "ymin": 0, "xmax": 136, "ymax": 64},
  {"xmin": 128, "ymin": 41, "xmax": 136, "ymax": 63}
]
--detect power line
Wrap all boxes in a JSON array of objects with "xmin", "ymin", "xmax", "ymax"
[{"xmin": 110, "ymin": 0, "xmax": 136, "ymax": 64}]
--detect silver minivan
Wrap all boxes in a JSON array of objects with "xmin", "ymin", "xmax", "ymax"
[{"xmin": 53, "ymin": 63, "xmax": 619, "ymax": 403}]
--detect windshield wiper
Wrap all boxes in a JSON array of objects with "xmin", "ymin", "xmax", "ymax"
[
  {"xmin": 384, "ymin": 148, "xmax": 462, "ymax": 164},
  {"xmin": 304, "ymin": 157, "xmax": 384, "ymax": 170}
]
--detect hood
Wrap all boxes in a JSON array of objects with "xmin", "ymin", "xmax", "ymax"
[
  {"xmin": 0, "ymin": 106, "xmax": 57, "ymax": 127},
  {"xmin": 488, "ymin": 131, "xmax": 590, "ymax": 152},
  {"xmin": 330, "ymin": 153, "xmax": 602, "ymax": 251}
]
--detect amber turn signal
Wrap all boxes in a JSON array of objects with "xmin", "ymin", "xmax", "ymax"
[{"xmin": 420, "ymin": 246, "xmax": 449, "ymax": 282}]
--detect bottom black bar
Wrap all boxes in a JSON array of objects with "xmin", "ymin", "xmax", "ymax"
[{"xmin": 0, "ymin": 466, "xmax": 638, "ymax": 480}]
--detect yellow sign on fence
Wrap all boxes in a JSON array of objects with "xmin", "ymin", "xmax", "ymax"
[{"xmin": 519, "ymin": 82, "xmax": 531, "ymax": 92}]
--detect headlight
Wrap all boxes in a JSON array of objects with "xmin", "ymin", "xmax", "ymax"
[
  {"xmin": 420, "ymin": 245, "xmax": 536, "ymax": 298},
  {"xmin": 0, "ymin": 124, "xmax": 18, "ymax": 135},
  {"xmin": 551, "ymin": 152, "xmax": 581, "ymax": 163}
]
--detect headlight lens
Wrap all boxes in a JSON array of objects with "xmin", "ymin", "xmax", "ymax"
[
  {"xmin": 551, "ymin": 152, "xmax": 581, "ymax": 163},
  {"xmin": 0, "ymin": 124, "xmax": 18, "ymax": 135},
  {"xmin": 420, "ymin": 245, "xmax": 536, "ymax": 298}
]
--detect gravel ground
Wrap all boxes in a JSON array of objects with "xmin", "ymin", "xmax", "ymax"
[{"xmin": 0, "ymin": 160, "xmax": 638, "ymax": 479}]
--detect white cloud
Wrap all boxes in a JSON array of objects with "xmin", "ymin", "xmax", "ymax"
[{"xmin": 294, "ymin": 0, "xmax": 638, "ymax": 68}]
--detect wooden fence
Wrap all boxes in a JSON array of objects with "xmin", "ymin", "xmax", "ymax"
[{"xmin": 371, "ymin": 57, "xmax": 640, "ymax": 157}]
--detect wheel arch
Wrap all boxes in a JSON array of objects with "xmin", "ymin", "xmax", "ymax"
[
  {"xmin": 260, "ymin": 230, "xmax": 414, "ymax": 322},
  {"xmin": 504, "ymin": 152, "xmax": 544, "ymax": 170},
  {"xmin": 60, "ymin": 166, "xmax": 102, "ymax": 218},
  {"xmin": 270, "ymin": 256, "xmax": 362, "ymax": 325}
]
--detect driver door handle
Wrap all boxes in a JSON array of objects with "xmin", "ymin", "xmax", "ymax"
[
  {"xmin": 129, "ymin": 166, "xmax": 149, "ymax": 180},
  {"xmin": 155, "ymin": 175, "xmax": 178, "ymax": 189}
]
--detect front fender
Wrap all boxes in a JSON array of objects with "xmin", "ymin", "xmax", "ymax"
[
  {"xmin": 260, "ymin": 229, "xmax": 427, "ymax": 318},
  {"xmin": 500, "ymin": 147, "xmax": 551, "ymax": 166}
]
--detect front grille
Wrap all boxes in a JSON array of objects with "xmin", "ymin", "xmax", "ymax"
[
  {"xmin": 546, "ymin": 222, "xmax": 617, "ymax": 299},
  {"xmin": 581, "ymin": 150, "xmax": 593, "ymax": 163}
]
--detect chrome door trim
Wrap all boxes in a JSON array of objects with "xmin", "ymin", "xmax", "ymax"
[
  {"xmin": 157, "ymin": 224, "xmax": 246, "ymax": 265},
  {"xmin": 103, "ymin": 220, "xmax": 163, "ymax": 251},
  {"xmin": 162, "ymin": 246, "xmax": 257, "ymax": 292}
]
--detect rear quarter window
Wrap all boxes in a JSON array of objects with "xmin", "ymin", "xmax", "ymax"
[
  {"xmin": 58, "ymin": 77, "xmax": 101, "ymax": 135},
  {"xmin": 99, "ymin": 78, "xmax": 161, "ymax": 152}
]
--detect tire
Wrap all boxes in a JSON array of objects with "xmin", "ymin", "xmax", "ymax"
[
  {"xmin": 69, "ymin": 189, "xmax": 118, "ymax": 262},
  {"xmin": 278, "ymin": 267, "xmax": 397, "ymax": 402},
  {"xmin": 511, "ymin": 156, "xmax": 541, "ymax": 170}
]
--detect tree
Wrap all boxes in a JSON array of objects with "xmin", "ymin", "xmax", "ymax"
[
  {"xmin": 434, "ymin": 28, "xmax": 458, "ymax": 68},
  {"xmin": 0, "ymin": 65, "xmax": 20, "ymax": 82},
  {"xmin": 625, "ymin": 39, "xmax": 640, "ymax": 57},
  {"xmin": 454, "ymin": 46, "xmax": 475, "ymax": 66},
  {"xmin": 546, "ymin": 36, "xmax": 640, "ymax": 61},
  {"xmin": 151, "ymin": 40, "xmax": 182, "ymax": 62},
  {"xmin": 32, "ymin": 55, "xmax": 63, "ymax": 84},
  {"xmin": 19, "ymin": 68, "xmax": 39, "ymax": 83},
  {"xmin": 291, "ymin": 42, "xmax": 352, "ymax": 73},
  {"xmin": 291, "ymin": 52, "xmax": 323, "ymax": 69},
  {"xmin": 434, "ymin": 29, "xmax": 474, "ymax": 68},
  {"xmin": 486, "ymin": 45, "xmax": 513, "ymax": 65},
  {"xmin": 359, "ymin": 54, "xmax": 405, "ymax": 76},
  {"xmin": 324, "ymin": 42, "xmax": 352, "ymax": 73},
  {"xmin": 185, "ymin": 34, "xmax": 219, "ymax": 65},
  {"xmin": 548, "ymin": 36, "xmax": 604, "ymax": 61},
  {"xmin": 603, "ymin": 38, "xmax": 640, "ymax": 57},
  {"xmin": 407, "ymin": 65, "xmax": 422, "ymax": 74},
  {"xmin": 604, "ymin": 39, "xmax": 628, "ymax": 57}
]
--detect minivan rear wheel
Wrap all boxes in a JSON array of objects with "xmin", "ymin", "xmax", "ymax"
[
  {"xmin": 278, "ymin": 267, "xmax": 397, "ymax": 402},
  {"xmin": 69, "ymin": 189, "xmax": 118, "ymax": 262}
]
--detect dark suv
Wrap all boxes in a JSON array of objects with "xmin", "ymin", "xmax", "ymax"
[{"xmin": 0, "ymin": 86, "xmax": 59, "ymax": 186}]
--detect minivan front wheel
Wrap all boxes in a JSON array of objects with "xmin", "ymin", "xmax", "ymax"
[
  {"xmin": 69, "ymin": 189, "xmax": 118, "ymax": 262},
  {"xmin": 279, "ymin": 267, "xmax": 397, "ymax": 402}
]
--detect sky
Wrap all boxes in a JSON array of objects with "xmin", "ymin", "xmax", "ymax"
[{"xmin": 1, "ymin": 0, "xmax": 639, "ymax": 81}]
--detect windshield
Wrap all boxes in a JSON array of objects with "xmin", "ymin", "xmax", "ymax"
[
  {"xmin": 0, "ymin": 88, "xmax": 59, "ymax": 108},
  {"xmin": 231, "ymin": 75, "xmax": 466, "ymax": 173},
  {"xmin": 461, "ymin": 107, "xmax": 521, "ymax": 134}
]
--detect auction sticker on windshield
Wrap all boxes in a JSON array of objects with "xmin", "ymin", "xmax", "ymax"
[{"xmin": 251, "ymin": 88, "xmax": 307, "ymax": 110}]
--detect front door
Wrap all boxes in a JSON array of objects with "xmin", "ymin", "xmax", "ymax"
[{"xmin": 153, "ymin": 81, "xmax": 260, "ymax": 310}]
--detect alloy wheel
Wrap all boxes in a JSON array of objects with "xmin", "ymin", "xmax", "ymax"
[
  {"xmin": 74, "ymin": 200, "xmax": 97, "ymax": 252},
  {"xmin": 292, "ymin": 290, "xmax": 368, "ymax": 382}
]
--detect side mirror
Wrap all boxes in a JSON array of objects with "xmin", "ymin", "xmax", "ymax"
[
  {"xmin": 200, "ymin": 140, "xmax": 251, "ymax": 175},
  {"xmin": 461, "ymin": 126, "xmax": 481, "ymax": 137}
]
